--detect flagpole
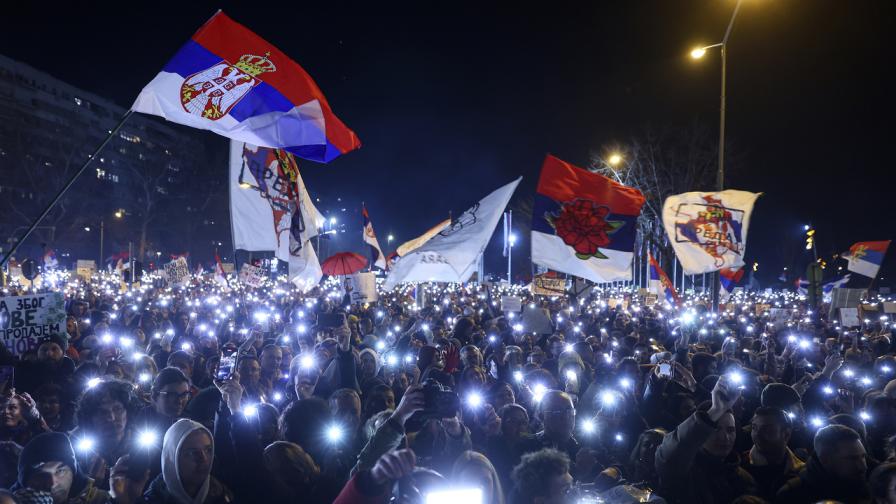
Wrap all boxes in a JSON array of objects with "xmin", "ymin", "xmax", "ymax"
[{"xmin": 0, "ymin": 110, "xmax": 134, "ymax": 283}]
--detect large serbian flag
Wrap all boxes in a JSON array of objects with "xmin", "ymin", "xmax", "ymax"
[
  {"xmin": 131, "ymin": 11, "xmax": 360, "ymax": 163},
  {"xmin": 648, "ymin": 254, "xmax": 680, "ymax": 305},
  {"xmin": 531, "ymin": 155, "xmax": 645, "ymax": 283},
  {"xmin": 845, "ymin": 240, "xmax": 890, "ymax": 278}
]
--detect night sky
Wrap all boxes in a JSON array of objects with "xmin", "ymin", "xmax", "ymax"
[{"xmin": 3, "ymin": 1, "xmax": 894, "ymax": 284}]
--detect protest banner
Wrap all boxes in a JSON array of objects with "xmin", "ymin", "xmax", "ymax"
[
  {"xmin": 501, "ymin": 296, "xmax": 522, "ymax": 313},
  {"xmin": 754, "ymin": 304, "xmax": 771, "ymax": 317},
  {"xmin": 222, "ymin": 263, "xmax": 235, "ymax": 274},
  {"xmin": 644, "ymin": 294, "xmax": 658, "ymax": 307},
  {"xmin": 840, "ymin": 307, "xmax": 861, "ymax": 327},
  {"xmin": 884, "ymin": 302, "xmax": 896, "ymax": 314},
  {"xmin": 522, "ymin": 305, "xmax": 553, "ymax": 335},
  {"xmin": 164, "ymin": 257, "xmax": 190, "ymax": 287},
  {"xmin": 0, "ymin": 292, "xmax": 66, "ymax": 356},
  {"xmin": 239, "ymin": 263, "xmax": 267, "ymax": 287},
  {"xmin": 531, "ymin": 275, "xmax": 566, "ymax": 297},
  {"xmin": 349, "ymin": 272, "xmax": 378, "ymax": 304},
  {"xmin": 76, "ymin": 260, "xmax": 96, "ymax": 280}
]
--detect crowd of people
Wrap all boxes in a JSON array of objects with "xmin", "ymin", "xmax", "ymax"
[{"xmin": 1, "ymin": 269, "xmax": 896, "ymax": 504}]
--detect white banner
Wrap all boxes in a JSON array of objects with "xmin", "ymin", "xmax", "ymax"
[
  {"xmin": 501, "ymin": 296, "xmax": 522, "ymax": 312},
  {"xmin": 239, "ymin": 263, "xmax": 267, "ymax": 287},
  {"xmin": 164, "ymin": 257, "xmax": 190, "ymax": 287},
  {"xmin": 0, "ymin": 292, "xmax": 66, "ymax": 356},
  {"xmin": 662, "ymin": 190, "xmax": 761, "ymax": 275},
  {"xmin": 385, "ymin": 177, "xmax": 521, "ymax": 288},
  {"xmin": 349, "ymin": 272, "xmax": 378, "ymax": 304}
]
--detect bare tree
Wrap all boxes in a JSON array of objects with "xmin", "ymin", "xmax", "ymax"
[
  {"xmin": 0, "ymin": 125, "xmax": 97, "ymax": 254},
  {"xmin": 589, "ymin": 122, "xmax": 725, "ymax": 269}
]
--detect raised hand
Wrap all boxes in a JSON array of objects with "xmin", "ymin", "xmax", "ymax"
[{"xmin": 370, "ymin": 449, "xmax": 416, "ymax": 486}]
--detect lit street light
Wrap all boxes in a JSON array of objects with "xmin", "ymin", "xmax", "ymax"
[
  {"xmin": 608, "ymin": 153, "xmax": 623, "ymax": 166},
  {"xmin": 689, "ymin": 0, "xmax": 744, "ymax": 312}
]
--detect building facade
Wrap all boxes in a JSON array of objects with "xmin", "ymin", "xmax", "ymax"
[{"xmin": 0, "ymin": 54, "xmax": 227, "ymax": 266}]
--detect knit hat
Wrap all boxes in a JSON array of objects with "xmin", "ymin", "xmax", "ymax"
[
  {"xmin": 761, "ymin": 383, "xmax": 801, "ymax": 409},
  {"xmin": 16, "ymin": 432, "xmax": 86, "ymax": 494},
  {"xmin": 38, "ymin": 334, "xmax": 68, "ymax": 352}
]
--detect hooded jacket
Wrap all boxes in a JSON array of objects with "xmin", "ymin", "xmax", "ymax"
[
  {"xmin": 143, "ymin": 419, "xmax": 233, "ymax": 504},
  {"xmin": 13, "ymin": 432, "xmax": 109, "ymax": 504}
]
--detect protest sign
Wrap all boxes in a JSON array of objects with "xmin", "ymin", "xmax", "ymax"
[
  {"xmin": 76, "ymin": 260, "xmax": 96, "ymax": 280},
  {"xmin": 501, "ymin": 296, "xmax": 522, "ymax": 313},
  {"xmin": 754, "ymin": 304, "xmax": 771, "ymax": 317},
  {"xmin": 239, "ymin": 263, "xmax": 267, "ymax": 287},
  {"xmin": 522, "ymin": 305, "xmax": 553, "ymax": 335},
  {"xmin": 222, "ymin": 263, "xmax": 235, "ymax": 274},
  {"xmin": 349, "ymin": 272, "xmax": 378, "ymax": 304},
  {"xmin": 884, "ymin": 302, "xmax": 896, "ymax": 314},
  {"xmin": 0, "ymin": 292, "xmax": 66, "ymax": 356},
  {"xmin": 531, "ymin": 275, "xmax": 566, "ymax": 297},
  {"xmin": 644, "ymin": 294, "xmax": 658, "ymax": 307},
  {"xmin": 840, "ymin": 307, "xmax": 861, "ymax": 327},
  {"xmin": 164, "ymin": 257, "xmax": 190, "ymax": 287}
]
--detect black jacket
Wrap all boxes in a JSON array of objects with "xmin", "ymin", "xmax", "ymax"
[
  {"xmin": 655, "ymin": 411, "xmax": 757, "ymax": 504},
  {"xmin": 774, "ymin": 455, "xmax": 872, "ymax": 504}
]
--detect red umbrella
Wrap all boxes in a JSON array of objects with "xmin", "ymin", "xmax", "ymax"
[{"xmin": 321, "ymin": 252, "xmax": 368, "ymax": 276}]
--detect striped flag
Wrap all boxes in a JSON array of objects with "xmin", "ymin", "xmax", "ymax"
[{"xmin": 362, "ymin": 205, "xmax": 386, "ymax": 270}]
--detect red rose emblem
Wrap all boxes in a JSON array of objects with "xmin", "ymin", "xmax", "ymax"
[{"xmin": 549, "ymin": 199, "xmax": 624, "ymax": 260}]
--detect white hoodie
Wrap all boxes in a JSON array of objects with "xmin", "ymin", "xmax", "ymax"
[{"xmin": 162, "ymin": 419, "xmax": 214, "ymax": 504}]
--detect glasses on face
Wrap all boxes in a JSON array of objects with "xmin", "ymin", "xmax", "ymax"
[{"xmin": 160, "ymin": 391, "xmax": 191, "ymax": 401}]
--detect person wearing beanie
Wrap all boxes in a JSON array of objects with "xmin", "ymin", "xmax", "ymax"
[
  {"xmin": 13, "ymin": 336, "xmax": 76, "ymax": 401},
  {"xmin": 11, "ymin": 432, "xmax": 110, "ymax": 504},
  {"xmin": 143, "ymin": 419, "xmax": 233, "ymax": 504}
]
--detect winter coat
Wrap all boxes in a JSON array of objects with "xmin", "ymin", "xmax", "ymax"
[
  {"xmin": 654, "ymin": 411, "xmax": 757, "ymax": 504},
  {"xmin": 143, "ymin": 474, "xmax": 234, "ymax": 504},
  {"xmin": 741, "ymin": 446, "xmax": 805, "ymax": 501},
  {"xmin": 774, "ymin": 454, "xmax": 872, "ymax": 504}
]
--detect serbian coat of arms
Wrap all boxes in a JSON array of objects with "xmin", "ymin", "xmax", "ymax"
[{"xmin": 180, "ymin": 52, "xmax": 276, "ymax": 120}]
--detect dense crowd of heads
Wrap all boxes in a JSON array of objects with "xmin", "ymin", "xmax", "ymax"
[{"xmin": 1, "ymin": 270, "xmax": 896, "ymax": 504}]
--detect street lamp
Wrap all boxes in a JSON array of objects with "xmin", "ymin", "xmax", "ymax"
[
  {"xmin": 689, "ymin": 0, "xmax": 744, "ymax": 312},
  {"xmin": 607, "ymin": 153, "xmax": 623, "ymax": 167}
]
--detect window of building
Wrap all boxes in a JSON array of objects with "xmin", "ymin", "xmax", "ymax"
[
  {"xmin": 74, "ymin": 97, "xmax": 82, "ymax": 106},
  {"xmin": 119, "ymin": 131, "xmax": 142, "ymax": 143}
]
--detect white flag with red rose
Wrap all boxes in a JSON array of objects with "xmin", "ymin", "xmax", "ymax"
[{"xmin": 531, "ymin": 155, "xmax": 645, "ymax": 283}]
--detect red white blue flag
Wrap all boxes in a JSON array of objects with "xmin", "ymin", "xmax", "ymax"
[
  {"xmin": 648, "ymin": 253, "xmax": 680, "ymax": 305},
  {"xmin": 719, "ymin": 266, "xmax": 744, "ymax": 300},
  {"xmin": 845, "ymin": 240, "xmax": 890, "ymax": 278},
  {"xmin": 531, "ymin": 155, "xmax": 645, "ymax": 283},
  {"xmin": 362, "ymin": 205, "xmax": 386, "ymax": 270},
  {"xmin": 132, "ymin": 11, "xmax": 360, "ymax": 163}
]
